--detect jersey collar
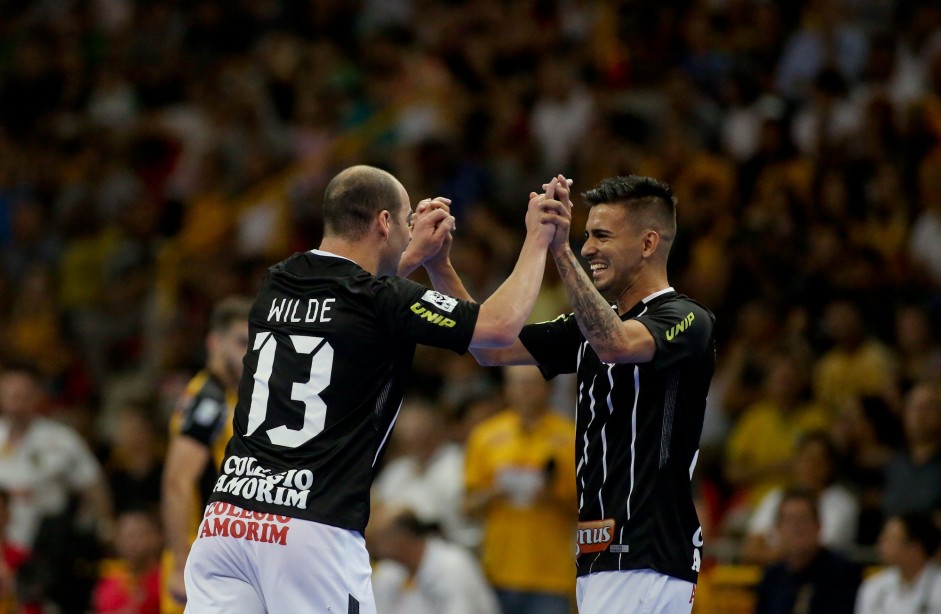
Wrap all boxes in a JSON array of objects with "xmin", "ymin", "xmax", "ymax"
[
  {"xmin": 309, "ymin": 248, "xmax": 359, "ymax": 267},
  {"xmin": 641, "ymin": 286, "xmax": 675, "ymax": 304}
]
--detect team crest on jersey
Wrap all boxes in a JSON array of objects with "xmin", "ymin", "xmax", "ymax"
[{"xmin": 421, "ymin": 290, "xmax": 457, "ymax": 313}]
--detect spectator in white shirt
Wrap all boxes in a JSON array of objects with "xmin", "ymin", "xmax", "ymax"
[
  {"xmin": 369, "ymin": 508, "xmax": 499, "ymax": 614},
  {"xmin": 373, "ymin": 399, "xmax": 480, "ymax": 548},
  {"xmin": 742, "ymin": 430, "xmax": 859, "ymax": 564},
  {"xmin": 855, "ymin": 513, "xmax": 941, "ymax": 614}
]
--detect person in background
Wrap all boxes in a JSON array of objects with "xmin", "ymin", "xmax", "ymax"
[
  {"xmin": 0, "ymin": 364, "xmax": 112, "ymax": 613},
  {"xmin": 463, "ymin": 365, "xmax": 576, "ymax": 614},
  {"xmin": 725, "ymin": 349, "xmax": 830, "ymax": 514},
  {"xmin": 369, "ymin": 507, "xmax": 499, "ymax": 614},
  {"xmin": 160, "ymin": 296, "xmax": 251, "ymax": 610},
  {"xmin": 91, "ymin": 509, "xmax": 161, "ymax": 614},
  {"xmin": 753, "ymin": 488, "xmax": 860, "ymax": 614},
  {"xmin": 741, "ymin": 430, "xmax": 859, "ymax": 564},
  {"xmin": 831, "ymin": 395, "xmax": 904, "ymax": 545},
  {"xmin": 855, "ymin": 512, "xmax": 941, "ymax": 614},
  {"xmin": 882, "ymin": 381, "xmax": 941, "ymax": 518},
  {"xmin": 372, "ymin": 399, "xmax": 480, "ymax": 549},
  {"xmin": 0, "ymin": 488, "xmax": 38, "ymax": 614}
]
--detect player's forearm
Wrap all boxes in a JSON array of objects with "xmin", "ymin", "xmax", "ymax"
[
  {"xmin": 397, "ymin": 247, "xmax": 424, "ymax": 278},
  {"xmin": 425, "ymin": 259, "xmax": 474, "ymax": 302},
  {"xmin": 552, "ymin": 246, "xmax": 639, "ymax": 363},
  {"xmin": 471, "ymin": 236, "xmax": 548, "ymax": 348},
  {"xmin": 163, "ymin": 484, "xmax": 197, "ymax": 563}
]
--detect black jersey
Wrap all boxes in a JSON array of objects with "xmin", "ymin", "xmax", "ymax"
[
  {"xmin": 173, "ymin": 371, "xmax": 234, "ymax": 506},
  {"xmin": 519, "ymin": 288, "xmax": 715, "ymax": 584},
  {"xmin": 209, "ymin": 250, "xmax": 480, "ymax": 533}
]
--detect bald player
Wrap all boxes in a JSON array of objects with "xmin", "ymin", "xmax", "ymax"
[{"xmin": 182, "ymin": 165, "xmax": 569, "ymax": 613}]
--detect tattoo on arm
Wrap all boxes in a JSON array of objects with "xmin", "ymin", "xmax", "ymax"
[{"xmin": 554, "ymin": 250, "xmax": 622, "ymax": 347}]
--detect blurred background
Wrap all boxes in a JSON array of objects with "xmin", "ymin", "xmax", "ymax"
[{"xmin": 0, "ymin": 0, "xmax": 940, "ymax": 612}]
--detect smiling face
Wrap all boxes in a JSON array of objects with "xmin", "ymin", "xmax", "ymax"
[{"xmin": 580, "ymin": 204, "xmax": 648, "ymax": 299}]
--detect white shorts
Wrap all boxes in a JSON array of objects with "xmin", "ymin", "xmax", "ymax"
[
  {"xmin": 183, "ymin": 501, "xmax": 375, "ymax": 614},
  {"xmin": 576, "ymin": 569, "xmax": 696, "ymax": 614}
]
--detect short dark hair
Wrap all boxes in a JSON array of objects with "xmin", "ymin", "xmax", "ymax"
[
  {"xmin": 896, "ymin": 512, "xmax": 941, "ymax": 557},
  {"xmin": 322, "ymin": 165, "xmax": 403, "ymax": 240},
  {"xmin": 777, "ymin": 487, "xmax": 820, "ymax": 523},
  {"xmin": 209, "ymin": 296, "xmax": 253, "ymax": 332},
  {"xmin": 581, "ymin": 175, "xmax": 677, "ymax": 241}
]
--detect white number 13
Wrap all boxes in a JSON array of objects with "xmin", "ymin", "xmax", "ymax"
[{"xmin": 246, "ymin": 332, "xmax": 332, "ymax": 448}]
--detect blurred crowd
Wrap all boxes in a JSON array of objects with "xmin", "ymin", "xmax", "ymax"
[{"xmin": 1, "ymin": 0, "xmax": 941, "ymax": 612}]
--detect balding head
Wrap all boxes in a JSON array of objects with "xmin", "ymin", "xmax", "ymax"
[{"xmin": 322, "ymin": 165, "xmax": 406, "ymax": 240}]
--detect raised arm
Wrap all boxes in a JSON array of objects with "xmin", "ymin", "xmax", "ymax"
[
  {"xmin": 421, "ymin": 181, "xmax": 568, "ymax": 355},
  {"xmin": 547, "ymin": 174, "xmax": 656, "ymax": 364}
]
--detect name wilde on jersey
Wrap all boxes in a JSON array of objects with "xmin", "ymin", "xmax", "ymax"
[
  {"xmin": 213, "ymin": 455, "xmax": 313, "ymax": 510},
  {"xmin": 266, "ymin": 297, "xmax": 336, "ymax": 324},
  {"xmin": 264, "ymin": 293, "xmax": 458, "ymax": 328}
]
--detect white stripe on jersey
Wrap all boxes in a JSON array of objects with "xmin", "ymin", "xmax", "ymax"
[
  {"xmin": 626, "ymin": 366, "xmax": 640, "ymax": 521},
  {"xmin": 372, "ymin": 392, "xmax": 402, "ymax": 467},
  {"xmin": 689, "ymin": 449, "xmax": 700, "ymax": 480},
  {"xmin": 597, "ymin": 364, "xmax": 615, "ymax": 517},
  {"xmin": 580, "ymin": 369, "xmax": 598, "ymax": 514},
  {"xmin": 599, "ymin": 424, "xmax": 608, "ymax": 517}
]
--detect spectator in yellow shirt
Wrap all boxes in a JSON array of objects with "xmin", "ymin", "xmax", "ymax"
[
  {"xmin": 464, "ymin": 366, "xmax": 576, "ymax": 614},
  {"xmin": 725, "ymin": 349, "xmax": 831, "ymax": 514}
]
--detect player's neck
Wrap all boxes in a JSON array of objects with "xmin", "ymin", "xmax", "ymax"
[
  {"xmin": 318, "ymin": 237, "xmax": 382, "ymax": 276},
  {"xmin": 614, "ymin": 273, "xmax": 670, "ymax": 316}
]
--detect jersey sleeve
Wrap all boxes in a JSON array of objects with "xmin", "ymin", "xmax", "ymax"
[
  {"xmin": 178, "ymin": 395, "xmax": 227, "ymax": 446},
  {"xmin": 636, "ymin": 299, "xmax": 714, "ymax": 370},
  {"xmin": 518, "ymin": 313, "xmax": 582, "ymax": 378},
  {"xmin": 372, "ymin": 276, "xmax": 479, "ymax": 354}
]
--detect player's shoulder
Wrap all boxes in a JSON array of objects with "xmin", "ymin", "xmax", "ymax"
[
  {"xmin": 189, "ymin": 371, "xmax": 227, "ymax": 404},
  {"xmin": 270, "ymin": 250, "xmax": 372, "ymax": 286},
  {"xmin": 651, "ymin": 291, "xmax": 715, "ymax": 321}
]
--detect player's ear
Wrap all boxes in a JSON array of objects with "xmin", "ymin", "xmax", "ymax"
[
  {"xmin": 642, "ymin": 230, "xmax": 660, "ymax": 258},
  {"xmin": 377, "ymin": 209, "xmax": 392, "ymax": 238}
]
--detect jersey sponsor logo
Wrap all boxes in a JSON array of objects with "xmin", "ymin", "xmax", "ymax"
[
  {"xmin": 575, "ymin": 518, "xmax": 616, "ymax": 556},
  {"xmin": 197, "ymin": 501, "xmax": 291, "ymax": 545},
  {"xmin": 409, "ymin": 302, "xmax": 456, "ymax": 327},
  {"xmin": 213, "ymin": 455, "xmax": 313, "ymax": 510},
  {"xmin": 665, "ymin": 311, "xmax": 695, "ymax": 341},
  {"xmin": 420, "ymin": 290, "xmax": 458, "ymax": 313}
]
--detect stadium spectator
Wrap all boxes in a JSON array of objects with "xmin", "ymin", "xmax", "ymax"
[
  {"xmin": 373, "ymin": 399, "xmax": 480, "ymax": 549},
  {"xmin": 725, "ymin": 349, "xmax": 830, "ymax": 511},
  {"xmin": 812, "ymin": 297, "xmax": 897, "ymax": 415},
  {"xmin": 91, "ymin": 509, "xmax": 161, "ymax": 614},
  {"xmin": 855, "ymin": 513, "xmax": 941, "ymax": 614},
  {"xmin": 753, "ymin": 487, "xmax": 860, "ymax": 614},
  {"xmin": 883, "ymin": 381, "xmax": 941, "ymax": 517},
  {"xmin": 741, "ymin": 430, "xmax": 859, "ymax": 564},
  {"xmin": 369, "ymin": 508, "xmax": 499, "ymax": 614},
  {"xmin": 0, "ymin": 365, "xmax": 112, "ymax": 613},
  {"xmin": 463, "ymin": 366, "xmax": 576, "ymax": 614},
  {"xmin": 831, "ymin": 395, "xmax": 905, "ymax": 545},
  {"xmin": 104, "ymin": 403, "xmax": 164, "ymax": 515}
]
